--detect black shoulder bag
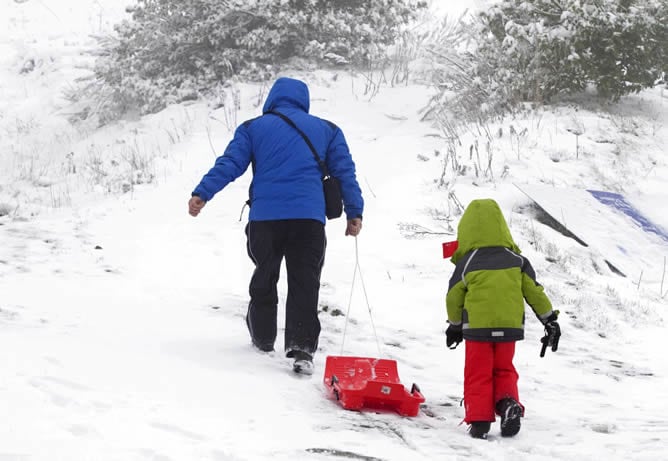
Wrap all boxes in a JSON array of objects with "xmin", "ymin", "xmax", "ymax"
[{"xmin": 267, "ymin": 110, "xmax": 343, "ymax": 220}]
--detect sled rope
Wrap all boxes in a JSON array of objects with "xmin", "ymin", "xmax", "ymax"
[{"xmin": 340, "ymin": 236, "xmax": 382, "ymax": 356}]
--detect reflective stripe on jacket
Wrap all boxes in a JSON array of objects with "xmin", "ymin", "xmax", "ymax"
[
  {"xmin": 446, "ymin": 199, "xmax": 554, "ymax": 342},
  {"xmin": 447, "ymin": 246, "xmax": 554, "ymax": 341}
]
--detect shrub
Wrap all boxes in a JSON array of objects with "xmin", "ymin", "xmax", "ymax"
[
  {"xmin": 81, "ymin": 0, "xmax": 425, "ymax": 123},
  {"xmin": 425, "ymin": 0, "xmax": 668, "ymax": 125}
]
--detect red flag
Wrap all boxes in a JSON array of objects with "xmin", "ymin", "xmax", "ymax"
[{"xmin": 442, "ymin": 241, "xmax": 458, "ymax": 258}]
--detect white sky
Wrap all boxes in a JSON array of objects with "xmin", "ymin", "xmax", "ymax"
[{"xmin": 1, "ymin": 1, "xmax": 667, "ymax": 460}]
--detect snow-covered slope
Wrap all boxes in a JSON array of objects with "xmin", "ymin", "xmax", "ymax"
[{"xmin": 1, "ymin": 2, "xmax": 667, "ymax": 460}]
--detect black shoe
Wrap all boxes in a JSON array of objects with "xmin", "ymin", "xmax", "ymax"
[
  {"xmin": 497, "ymin": 398, "xmax": 522, "ymax": 437},
  {"xmin": 290, "ymin": 350, "xmax": 314, "ymax": 375},
  {"xmin": 246, "ymin": 310, "xmax": 274, "ymax": 352},
  {"xmin": 469, "ymin": 421, "xmax": 491, "ymax": 439},
  {"xmin": 251, "ymin": 340, "xmax": 274, "ymax": 353}
]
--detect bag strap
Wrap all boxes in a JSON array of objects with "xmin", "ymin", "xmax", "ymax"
[{"xmin": 266, "ymin": 110, "xmax": 331, "ymax": 179}]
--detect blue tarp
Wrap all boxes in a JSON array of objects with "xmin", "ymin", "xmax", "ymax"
[{"xmin": 588, "ymin": 190, "xmax": 668, "ymax": 244}]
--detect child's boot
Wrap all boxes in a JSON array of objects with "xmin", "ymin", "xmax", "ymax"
[
  {"xmin": 468, "ymin": 421, "xmax": 491, "ymax": 439},
  {"xmin": 496, "ymin": 398, "xmax": 522, "ymax": 437}
]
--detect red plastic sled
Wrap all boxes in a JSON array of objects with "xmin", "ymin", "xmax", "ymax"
[{"xmin": 323, "ymin": 355, "xmax": 425, "ymax": 417}]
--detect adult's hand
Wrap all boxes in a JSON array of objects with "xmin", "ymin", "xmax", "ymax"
[
  {"xmin": 188, "ymin": 196, "xmax": 206, "ymax": 217},
  {"xmin": 345, "ymin": 218, "xmax": 362, "ymax": 236}
]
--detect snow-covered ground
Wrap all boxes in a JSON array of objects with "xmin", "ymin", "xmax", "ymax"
[{"xmin": 1, "ymin": 1, "xmax": 668, "ymax": 460}]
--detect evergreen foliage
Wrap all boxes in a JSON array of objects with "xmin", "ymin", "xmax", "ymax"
[
  {"xmin": 427, "ymin": 0, "xmax": 667, "ymax": 124},
  {"xmin": 84, "ymin": 0, "xmax": 425, "ymax": 123}
]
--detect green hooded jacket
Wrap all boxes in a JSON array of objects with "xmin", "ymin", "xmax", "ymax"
[{"xmin": 446, "ymin": 199, "xmax": 555, "ymax": 342}]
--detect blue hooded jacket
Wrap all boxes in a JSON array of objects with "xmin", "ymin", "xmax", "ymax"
[{"xmin": 192, "ymin": 77, "xmax": 364, "ymax": 223}]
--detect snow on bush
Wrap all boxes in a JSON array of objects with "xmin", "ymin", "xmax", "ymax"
[
  {"xmin": 78, "ymin": 0, "xmax": 426, "ymax": 124},
  {"xmin": 424, "ymin": 0, "xmax": 667, "ymax": 126}
]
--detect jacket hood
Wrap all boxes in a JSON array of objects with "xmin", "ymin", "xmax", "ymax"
[
  {"xmin": 451, "ymin": 198, "xmax": 521, "ymax": 264},
  {"xmin": 262, "ymin": 77, "xmax": 310, "ymax": 114}
]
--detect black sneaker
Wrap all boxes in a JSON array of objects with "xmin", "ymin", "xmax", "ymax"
[
  {"xmin": 469, "ymin": 421, "xmax": 491, "ymax": 439},
  {"xmin": 497, "ymin": 398, "xmax": 522, "ymax": 437},
  {"xmin": 247, "ymin": 313, "xmax": 275, "ymax": 352},
  {"xmin": 251, "ymin": 340, "xmax": 274, "ymax": 353},
  {"xmin": 290, "ymin": 350, "xmax": 314, "ymax": 375}
]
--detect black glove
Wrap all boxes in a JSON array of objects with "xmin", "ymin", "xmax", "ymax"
[
  {"xmin": 446, "ymin": 324, "xmax": 463, "ymax": 349},
  {"xmin": 542, "ymin": 311, "xmax": 559, "ymax": 324},
  {"xmin": 540, "ymin": 312, "xmax": 561, "ymax": 357}
]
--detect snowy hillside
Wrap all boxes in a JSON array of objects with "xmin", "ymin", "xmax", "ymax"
[{"xmin": 1, "ymin": 1, "xmax": 668, "ymax": 461}]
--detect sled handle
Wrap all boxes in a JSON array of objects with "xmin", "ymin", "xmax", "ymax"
[
  {"xmin": 410, "ymin": 383, "xmax": 422, "ymax": 396},
  {"xmin": 330, "ymin": 375, "xmax": 341, "ymax": 401}
]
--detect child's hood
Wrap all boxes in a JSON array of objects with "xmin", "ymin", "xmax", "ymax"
[{"xmin": 451, "ymin": 198, "xmax": 521, "ymax": 264}]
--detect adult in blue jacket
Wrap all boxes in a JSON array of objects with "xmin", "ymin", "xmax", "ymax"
[{"xmin": 188, "ymin": 77, "xmax": 364, "ymax": 375}]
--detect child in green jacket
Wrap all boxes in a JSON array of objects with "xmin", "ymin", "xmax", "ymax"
[{"xmin": 445, "ymin": 198, "xmax": 560, "ymax": 439}]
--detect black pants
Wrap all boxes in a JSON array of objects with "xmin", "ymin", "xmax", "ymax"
[{"xmin": 245, "ymin": 219, "xmax": 326, "ymax": 355}]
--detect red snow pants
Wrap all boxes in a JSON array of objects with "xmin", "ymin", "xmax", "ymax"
[{"xmin": 463, "ymin": 340, "xmax": 522, "ymax": 423}]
